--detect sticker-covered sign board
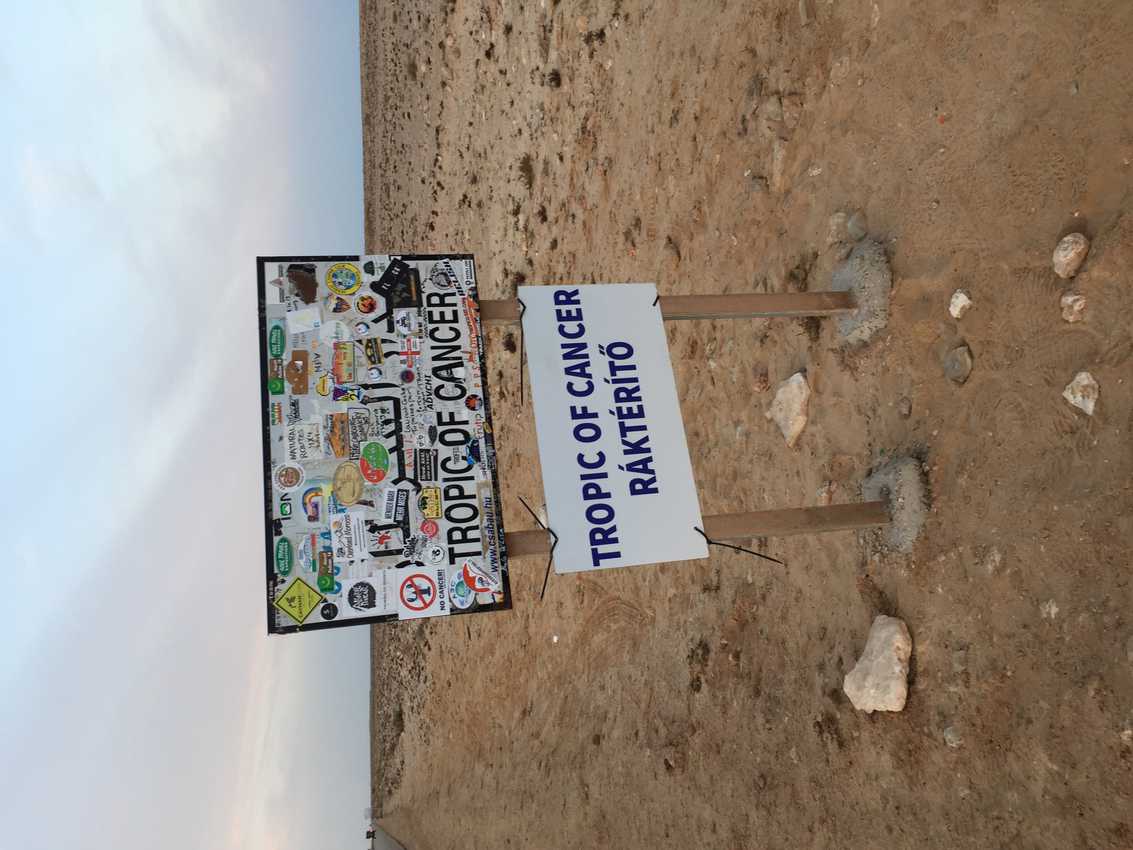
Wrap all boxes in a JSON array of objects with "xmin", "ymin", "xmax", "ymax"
[
  {"xmin": 519, "ymin": 283, "xmax": 708, "ymax": 572},
  {"xmin": 258, "ymin": 255, "xmax": 510, "ymax": 633}
]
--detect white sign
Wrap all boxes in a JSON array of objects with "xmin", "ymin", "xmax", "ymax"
[{"xmin": 519, "ymin": 284, "xmax": 708, "ymax": 572}]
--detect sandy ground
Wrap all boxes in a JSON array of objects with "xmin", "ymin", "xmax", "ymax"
[{"xmin": 362, "ymin": 2, "xmax": 1133, "ymax": 847}]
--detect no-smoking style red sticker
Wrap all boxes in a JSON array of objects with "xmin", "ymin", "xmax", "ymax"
[{"xmin": 399, "ymin": 573, "xmax": 436, "ymax": 611}]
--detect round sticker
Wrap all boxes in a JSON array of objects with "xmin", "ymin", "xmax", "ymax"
[
  {"xmin": 353, "ymin": 321, "xmax": 370, "ymax": 337},
  {"xmin": 448, "ymin": 572, "xmax": 476, "ymax": 610},
  {"xmin": 367, "ymin": 365, "xmax": 384, "ymax": 381},
  {"xmin": 348, "ymin": 581, "xmax": 377, "ymax": 611},
  {"xmin": 326, "ymin": 262, "xmax": 362, "ymax": 295},
  {"xmin": 332, "ymin": 461, "xmax": 365, "ymax": 505},
  {"xmin": 273, "ymin": 464, "xmax": 306, "ymax": 492},
  {"xmin": 420, "ymin": 519, "xmax": 439, "ymax": 539},
  {"xmin": 399, "ymin": 573, "xmax": 437, "ymax": 612},
  {"xmin": 400, "ymin": 369, "xmax": 415, "ymax": 384},
  {"xmin": 465, "ymin": 394, "xmax": 482, "ymax": 411},
  {"xmin": 425, "ymin": 543, "xmax": 446, "ymax": 564},
  {"xmin": 324, "ymin": 293, "xmax": 352, "ymax": 314},
  {"xmin": 268, "ymin": 377, "xmax": 285, "ymax": 395},
  {"xmin": 359, "ymin": 442, "xmax": 390, "ymax": 484},
  {"xmin": 319, "ymin": 320, "xmax": 351, "ymax": 345},
  {"xmin": 315, "ymin": 373, "xmax": 332, "ymax": 396},
  {"xmin": 320, "ymin": 603, "xmax": 339, "ymax": 620},
  {"xmin": 355, "ymin": 293, "xmax": 378, "ymax": 315}
]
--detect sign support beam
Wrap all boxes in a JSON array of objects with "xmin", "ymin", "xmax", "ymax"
[
  {"xmin": 480, "ymin": 292, "xmax": 855, "ymax": 323},
  {"xmin": 503, "ymin": 500, "xmax": 891, "ymax": 560}
]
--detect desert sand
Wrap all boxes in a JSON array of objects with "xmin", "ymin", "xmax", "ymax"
[{"xmin": 363, "ymin": 2, "xmax": 1133, "ymax": 847}]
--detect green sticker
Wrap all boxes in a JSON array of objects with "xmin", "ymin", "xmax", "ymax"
[
  {"xmin": 317, "ymin": 573, "xmax": 334, "ymax": 593},
  {"xmin": 275, "ymin": 538, "xmax": 294, "ymax": 575},
  {"xmin": 359, "ymin": 441, "xmax": 391, "ymax": 483},
  {"xmin": 268, "ymin": 323, "xmax": 286, "ymax": 358},
  {"xmin": 268, "ymin": 377, "xmax": 285, "ymax": 395}
]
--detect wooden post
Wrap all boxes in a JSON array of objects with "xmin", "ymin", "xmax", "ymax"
[
  {"xmin": 480, "ymin": 292, "xmax": 855, "ymax": 324},
  {"xmin": 503, "ymin": 501, "xmax": 890, "ymax": 559}
]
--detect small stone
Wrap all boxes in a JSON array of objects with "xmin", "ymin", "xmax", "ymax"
[
  {"xmin": 1062, "ymin": 371, "xmax": 1099, "ymax": 416},
  {"xmin": 827, "ymin": 211, "xmax": 850, "ymax": 246},
  {"xmin": 942, "ymin": 343, "xmax": 973, "ymax": 384},
  {"xmin": 949, "ymin": 290, "xmax": 973, "ymax": 319},
  {"xmin": 943, "ymin": 726, "xmax": 963, "ymax": 749},
  {"xmin": 846, "ymin": 210, "xmax": 868, "ymax": 241},
  {"xmin": 1060, "ymin": 293, "xmax": 1086, "ymax": 322},
  {"xmin": 843, "ymin": 615, "xmax": 913, "ymax": 713},
  {"xmin": 766, "ymin": 372, "xmax": 810, "ymax": 448},
  {"xmin": 753, "ymin": 365, "xmax": 770, "ymax": 393},
  {"xmin": 897, "ymin": 397, "xmax": 912, "ymax": 418},
  {"xmin": 1052, "ymin": 232, "xmax": 1090, "ymax": 279}
]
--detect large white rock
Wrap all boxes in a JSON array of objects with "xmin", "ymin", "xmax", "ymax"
[
  {"xmin": 766, "ymin": 372, "xmax": 810, "ymax": 448},
  {"xmin": 1063, "ymin": 371, "xmax": 1099, "ymax": 415},
  {"xmin": 1052, "ymin": 232, "xmax": 1090, "ymax": 279},
  {"xmin": 949, "ymin": 290, "xmax": 972, "ymax": 319},
  {"xmin": 843, "ymin": 615, "xmax": 912, "ymax": 713}
]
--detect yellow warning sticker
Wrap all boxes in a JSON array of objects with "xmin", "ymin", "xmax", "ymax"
[{"xmin": 274, "ymin": 577, "xmax": 324, "ymax": 625}]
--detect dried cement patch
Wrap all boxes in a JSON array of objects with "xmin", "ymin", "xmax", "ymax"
[
  {"xmin": 862, "ymin": 456, "xmax": 927, "ymax": 553},
  {"xmin": 830, "ymin": 239, "xmax": 892, "ymax": 345}
]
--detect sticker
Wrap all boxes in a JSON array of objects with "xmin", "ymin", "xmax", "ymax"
[
  {"xmin": 465, "ymin": 439, "xmax": 482, "ymax": 466},
  {"xmin": 301, "ymin": 486, "xmax": 324, "ymax": 522},
  {"xmin": 478, "ymin": 482, "xmax": 503, "ymax": 590},
  {"xmin": 400, "ymin": 369, "xmax": 415, "ymax": 384},
  {"xmin": 295, "ymin": 529, "xmax": 332, "ymax": 573},
  {"xmin": 319, "ymin": 320, "xmax": 351, "ymax": 345},
  {"xmin": 325, "ymin": 412, "xmax": 350, "ymax": 458},
  {"xmin": 448, "ymin": 571, "xmax": 477, "ymax": 610},
  {"xmin": 360, "ymin": 441, "xmax": 390, "ymax": 483},
  {"xmin": 268, "ymin": 322, "xmax": 286, "ymax": 358},
  {"xmin": 316, "ymin": 549, "xmax": 340, "ymax": 594},
  {"xmin": 345, "ymin": 573, "xmax": 397, "ymax": 615},
  {"xmin": 395, "ymin": 566, "xmax": 449, "ymax": 619},
  {"xmin": 274, "ymin": 537, "xmax": 294, "ymax": 576},
  {"xmin": 332, "ymin": 461, "xmax": 365, "ymax": 506},
  {"xmin": 363, "ymin": 338, "xmax": 384, "ymax": 366},
  {"xmin": 325, "ymin": 293, "xmax": 352, "ymax": 314},
  {"xmin": 353, "ymin": 321, "xmax": 371, "ymax": 337},
  {"xmin": 273, "ymin": 464, "xmax": 306, "ymax": 492},
  {"xmin": 285, "ymin": 305, "xmax": 322, "ymax": 334},
  {"xmin": 420, "ymin": 519, "xmax": 439, "ymax": 539},
  {"xmin": 286, "ymin": 263, "xmax": 319, "ymax": 304},
  {"xmin": 332, "ymin": 341, "xmax": 355, "ymax": 383},
  {"xmin": 320, "ymin": 603, "xmax": 339, "ymax": 621},
  {"xmin": 274, "ymin": 577, "xmax": 323, "ymax": 625},
  {"xmin": 355, "ymin": 293, "xmax": 379, "ymax": 315},
  {"xmin": 418, "ymin": 486, "xmax": 442, "ymax": 519},
  {"xmin": 277, "ymin": 493, "xmax": 293, "ymax": 518},
  {"xmin": 372, "ymin": 259, "xmax": 421, "ymax": 308},
  {"xmin": 269, "ymin": 402, "xmax": 284, "ymax": 425},
  {"xmin": 333, "ymin": 385, "xmax": 362, "ymax": 403},
  {"xmin": 465, "ymin": 394, "xmax": 482, "ymax": 411},
  {"xmin": 414, "ymin": 448, "xmax": 437, "ymax": 481},
  {"xmin": 348, "ymin": 581, "xmax": 378, "ymax": 611},
  {"xmin": 425, "ymin": 542, "xmax": 446, "ymax": 564},
  {"xmin": 397, "ymin": 336, "xmax": 421, "ymax": 367},
  {"xmin": 331, "ymin": 510, "xmax": 368, "ymax": 567},
  {"xmin": 286, "ymin": 397, "xmax": 302, "ymax": 425},
  {"xmin": 315, "ymin": 373, "xmax": 332, "ymax": 396},
  {"xmin": 285, "ymin": 350, "xmax": 310, "ymax": 395},
  {"xmin": 326, "ymin": 261, "xmax": 362, "ymax": 295},
  {"xmin": 428, "ymin": 260, "xmax": 457, "ymax": 289},
  {"xmin": 462, "ymin": 560, "xmax": 500, "ymax": 593},
  {"xmin": 393, "ymin": 310, "xmax": 418, "ymax": 336},
  {"xmin": 285, "ymin": 421, "xmax": 323, "ymax": 463},
  {"xmin": 268, "ymin": 376, "xmax": 285, "ymax": 395}
]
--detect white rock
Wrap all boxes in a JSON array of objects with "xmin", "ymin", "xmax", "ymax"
[
  {"xmin": 1062, "ymin": 371, "xmax": 1099, "ymax": 416},
  {"xmin": 766, "ymin": 372, "xmax": 810, "ymax": 448},
  {"xmin": 949, "ymin": 290, "xmax": 972, "ymax": 319},
  {"xmin": 1060, "ymin": 293, "xmax": 1086, "ymax": 322},
  {"xmin": 1052, "ymin": 232, "xmax": 1090, "ymax": 279},
  {"xmin": 843, "ymin": 615, "xmax": 913, "ymax": 713}
]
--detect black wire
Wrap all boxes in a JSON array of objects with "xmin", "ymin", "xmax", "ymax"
[
  {"xmin": 693, "ymin": 527, "xmax": 784, "ymax": 566},
  {"xmin": 517, "ymin": 495, "xmax": 558, "ymax": 600},
  {"xmin": 517, "ymin": 298, "xmax": 527, "ymax": 406}
]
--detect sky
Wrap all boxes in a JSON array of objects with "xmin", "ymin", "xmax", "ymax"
[{"xmin": 0, "ymin": 2, "xmax": 373, "ymax": 849}]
